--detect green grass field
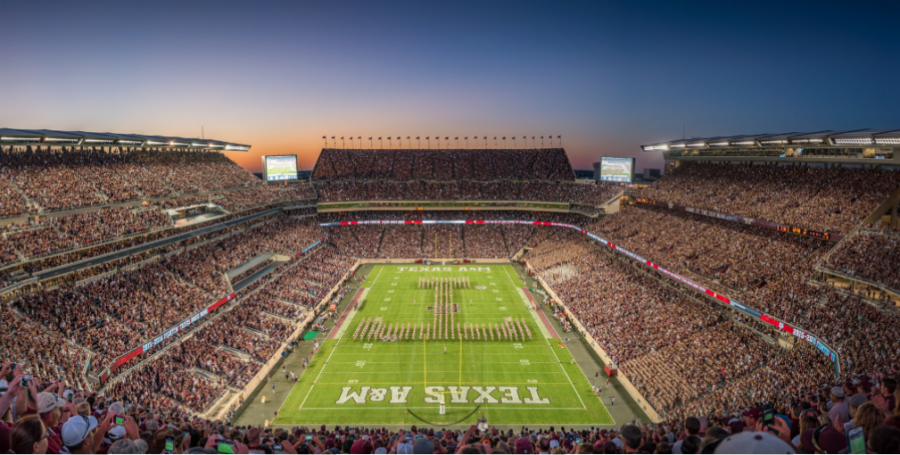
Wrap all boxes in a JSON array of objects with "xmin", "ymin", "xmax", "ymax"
[{"xmin": 274, "ymin": 263, "xmax": 613, "ymax": 426}]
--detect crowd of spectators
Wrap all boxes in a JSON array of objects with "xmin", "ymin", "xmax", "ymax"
[
  {"xmin": 0, "ymin": 207, "xmax": 171, "ymax": 267},
  {"xmin": 587, "ymin": 205, "xmax": 828, "ymax": 293},
  {"xmin": 3, "ymin": 362, "xmax": 900, "ymax": 455},
  {"xmin": 311, "ymin": 148, "xmax": 575, "ymax": 181},
  {"xmin": 313, "ymin": 180, "xmax": 618, "ymax": 205},
  {"xmin": 163, "ymin": 216, "xmax": 324, "ymax": 295},
  {"xmin": 822, "ymin": 225, "xmax": 900, "ymax": 293},
  {"xmin": 637, "ymin": 162, "xmax": 900, "ymax": 235},
  {"xmin": 580, "ymin": 203, "xmax": 900, "ymax": 377},
  {"xmin": 524, "ymin": 234, "xmax": 839, "ymax": 420},
  {"xmin": 0, "ymin": 147, "xmax": 262, "ymax": 215}
]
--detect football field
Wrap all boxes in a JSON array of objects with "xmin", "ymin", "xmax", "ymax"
[{"xmin": 274, "ymin": 263, "xmax": 613, "ymax": 426}]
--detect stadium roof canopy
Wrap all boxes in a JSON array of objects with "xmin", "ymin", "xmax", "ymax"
[
  {"xmin": 0, "ymin": 128, "xmax": 251, "ymax": 151},
  {"xmin": 642, "ymin": 129, "xmax": 900, "ymax": 151}
]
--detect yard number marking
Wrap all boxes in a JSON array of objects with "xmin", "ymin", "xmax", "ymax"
[
  {"xmin": 513, "ymin": 343, "xmax": 523, "ymax": 349},
  {"xmin": 363, "ymin": 343, "xmax": 373, "ymax": 350},
  {"xmin": 356, "ymin": 361, "xmax": 366, "ymax": 368},
  {"xmin": 520, "ymin": 359, "xmax": 530, "ymax": 366},
  {"xmin": 499, "ymin": 307, "xmax": 506, "ymax": 311}
]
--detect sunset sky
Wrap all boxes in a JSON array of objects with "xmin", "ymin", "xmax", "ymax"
[{"xmin": 1, "ymin": 1, "xmax": 897, "ymax": 174}]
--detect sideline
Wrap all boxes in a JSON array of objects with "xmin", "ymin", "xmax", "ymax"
[
  {"xmin": 520, "ymin": 287, "xmax": 559, "ymax": 339},
  {"xmin": 328, "ymin": 287, "xmax": 367, "ymax": 339}
]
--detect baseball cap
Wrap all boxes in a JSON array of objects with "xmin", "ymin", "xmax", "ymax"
[
  {"xmin": 413, "ymin": 438, "xmax": 434, "ymax": 454},
  {"xmin": 801, "ymin": 426, "xmax": 846, "ymax": 454},
  {"xmin": 742, "ymin": 407, "xmax": 761, "ymax": 419},
  {"xmin": 37, "ymin": 392, "xmax": 66, "ymax": 414},
  {"xmin": 848, "ymin": 393, "xmax": 868, "ymax": 408},
  {"xmin": 62, "ymin": 415, "xmax": 99, "ymax": 447},
  {"xmin": 397, "ymin": 440, "xmax": 413, "ymax": 454},
  {"xmin": 713, "ymin": 431, "xmax": 795, "ymax": 454},
  {"xmin": 831, "ymin": 386, "xmax": 846, "ymax": 398},
  {"xmin": 515, "ymin": 438, "xmax": 533, "ymax": 454},
  {"xmin": 109, "ymin": 401, "xmax": 126, "ymax": 416}
]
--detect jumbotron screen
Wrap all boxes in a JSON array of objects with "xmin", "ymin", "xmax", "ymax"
[
  {"xmin": 599, "ymin": 157, "xmax": 635, "ymax": 183},
  {"xmin": 263, "ymin": 155, "xmax": 298, "ymax": 181}
]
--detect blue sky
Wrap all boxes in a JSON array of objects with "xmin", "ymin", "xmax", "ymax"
[{"xmin": 1, "ymin": 0, "xmax": 897, "ymax": 172}]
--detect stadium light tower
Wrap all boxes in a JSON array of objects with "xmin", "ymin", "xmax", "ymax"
[
  {"xmin": 513, "ymin": 136, "xmax": 516, "ymax": 148},
  {"xmin": 322, "ymin": 136, "xmax": 326, "ymax": 147},
  {"xmin": 426, "ymin": 136, "xmax": 430, "ymax": 149},
  {"xmin": 484, "ymin": 136, "xmax": 488, "ymax": 148},
  {"xmin": 550, "ymin": 135, "xmax": 553, "ymax": 147},
  {"xmin": 494, "ymin": 136, "xmax": 497, "ymax": 148},
  {"xmin": 388, "ymin": 136, "xmax": 392, "ymax": 149},
  {"xmin": 417, "ymin": 136, "xmax": 421, "ymax": 148},
  {"xmin": 455, "ymin": 137, "xmax": 459, "ymax": 148},
  {"xmin": 358, "ymin": 136, "xmax": 361, "ymax": 148},
  {"xmin": 558, "ymin": 135, "xmax": 562, "ymax": 146},
  {"xmin": 379, "ymin": 137, "xmax": 383, "ymax": 149},
  {"xmin": 465, "ymin": 137, "xmax": 469, "ymax": 149},
  {"xmin": 369, "ymin": 137, "xmax": 373, "ymax": 149},
  {"xmin": 341, "ymin": 136, "xmax": 345, "ymax": 148},
  {"xmin": 503, "ymin": 136, "xmax": 507, "ymax": 148},
  {"xmin": 437, "ymin": 136, "xmax": 441, "ymax": 149},
  {"xmin": 406, "ymin": 136, "xmax": 410, "ymax": 150},
  {"xmin": 445, "ymin": 137, "xmax": 449, "ymax": 150},
  {"xmin": 532, "ymin": 136, "xmax": 535, "ymax": 148},
  {"xmin": 331, "ymin": 136, "xmax": 335, "ymax": 148},
  {"xmin": 474, "ymin": 136, "xmax": 478, "ymax": 148}
]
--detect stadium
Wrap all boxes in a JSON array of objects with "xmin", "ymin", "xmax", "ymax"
[
  {"xmin": 0, "ymin": 127, "xmax": 899, "ymax": 454},
  {"xmin": 3, "ymin": 2, "xmax": 900, "ymax": 454}
]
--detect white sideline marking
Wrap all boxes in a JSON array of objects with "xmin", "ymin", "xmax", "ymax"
[
  {"xmin": 500, "ymin": 264, "xmax": 587, "ymax": 410},
  {"xmin": 294, "ymin": 266, "xmax": 384, "ymax": 411}
]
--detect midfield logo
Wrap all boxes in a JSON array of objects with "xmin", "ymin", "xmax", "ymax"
[{"xmin": 335, "ymin": 386, "xmax": 550, "ymax": 404}]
